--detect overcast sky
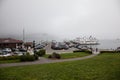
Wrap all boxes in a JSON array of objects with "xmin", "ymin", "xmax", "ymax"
[{"xmin": 0, "ymin": 0, "xmax": 120, "ymax": 40}]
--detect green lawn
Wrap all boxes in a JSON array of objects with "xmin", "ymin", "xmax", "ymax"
[
  {"xmin": 44, "ymin": 52, "xmax": 91, "ymax": 59},
  {"xmin": 0, "ymin": 53, "xmax": 120, "ymax": 80},
  {"xmin": 60, "ymin": 52, "xmax": 91, "ymax": 59}
]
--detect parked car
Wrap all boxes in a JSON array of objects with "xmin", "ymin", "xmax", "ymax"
[
  {"xmin": 14, "ymin": 51, "xmax": 23, "ymax": 56},
  {"xmin": 0, "ymin": 49, "xmax": 2, "ymax": 54},
  {"xmin": 19, "ymin": 48, "xmax": 27, "ymax": 52},
  {"xmin": 116, "ymin": 47, "xmax": 120, "ymax": 51},
  {"xmin": 0, "ymin": 51, "xmax": 12, "ymax": 57},
  {"xmin": 74, "ymin": 44, "xmax": 80, "ymax": 48},
  {"xmin": 35, "ymin": 44, "xmax": 45, "ymax": 49},
  {"xmin": 2, "ymin": 48, "xmax": 12, "ymax": 52},
  {"xmin": 51, "ymin": 42, "xmax": 69, "ymax": 50},
  {"xmin": 77, "ymin": 45, "xmax": 89, "ymax": 50},
  {"xmin": 60, "ymin": 43, "xmax": 69, "ymax": 50}
]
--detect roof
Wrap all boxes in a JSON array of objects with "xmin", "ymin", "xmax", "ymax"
[
  {"xmin": 25, "ymin": 42, "xmax": 33, "ymax": 45},
  {"xmin": 0, "ymin": 38, "xmax": 23, "ymax": 44}
]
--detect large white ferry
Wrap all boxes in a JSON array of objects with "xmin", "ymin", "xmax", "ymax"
[{"xmin": 73, "ymin": 36, "xmax": 99, "ymax": 45}]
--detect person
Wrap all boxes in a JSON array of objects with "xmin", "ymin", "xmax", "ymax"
[{"xmin": 96, "ymin": 48, "xmax": 98, "ymax": 52}]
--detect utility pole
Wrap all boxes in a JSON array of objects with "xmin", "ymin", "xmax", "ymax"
[
  {"xmin": 22, "ymin": 28, "xmax": 25, "ymax": 49},
  {"xmin": 33, "ymin": 40, "xmax": 36, "ymax": 53},
  {"xmin": 23, "ymin": 28, "xmax": 25, "ymax": 43}
]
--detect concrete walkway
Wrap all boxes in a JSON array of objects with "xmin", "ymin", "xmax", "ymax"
[{"xmin": 0, "ymin": 54, "xmax": 98, "ymax": 68}]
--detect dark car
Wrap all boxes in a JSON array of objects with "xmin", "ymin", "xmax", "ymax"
[
  {"xmin": 19, "ymin": 48, "xmax": 27, "ymax": 52},
  {"xmin": 35, "ymin": 44, "xmax": 45, "ymax": 49},
  {"xmin": 116, "ymin": 47, "xmax": 120, "ymax": 51}
]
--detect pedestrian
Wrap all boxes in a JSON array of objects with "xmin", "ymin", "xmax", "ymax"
[{"xmin": 96, "ymin": 48, "xmax": 98, "ymax": 52}]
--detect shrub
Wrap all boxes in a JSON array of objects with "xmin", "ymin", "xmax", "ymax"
[
  {"xmin": 20, "ymin": 55, "xmax": 26, "ymax": 61},
  {"xmin": 48, "ymin": 52, "xmax": 61, "ymax": 59},
  {"xmin": 0, "ymin": 56, "xmax": 20, "ymax": 61},
  {"xmin": 36, "ymin": 49, "xmax": 46, "ymax": 56},
  {"xmin": 100, "ymin": 51, "xmax": 120, "ymax": 53},
  {"xmin": 34, "ymin": 54, "xmax": 39, "ymax": 60},
  {"xmin": 73, "ymin": 50, "xmax": 82, "ymax": 53},
  {"xmin": 20, "ymin": 55, "xmax": 36, "ymax": 62},
  {"xmin": 73, "ymin": 50, "xmax": 92, "ymax": 53},
  {"xmin": 26, "ymin": 52, "xmax": 30, "ymax": 55},
  {"xmin": 27, "ymin": 55, "xmax": 35, "ymax": 61},
  {"xmin": 84, "ymin": 50, "xmax": 92, "ymax": 54},
  {"xmin": 48, "ymin": 55, "xmax": 52, "ymax": 58}
]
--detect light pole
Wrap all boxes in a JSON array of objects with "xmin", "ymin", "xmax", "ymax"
[{"xmin": 33, "ymin": 40, "xmax": 36, "ymax": 53}]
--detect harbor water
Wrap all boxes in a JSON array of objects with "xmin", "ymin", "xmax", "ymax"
[
  {"xmin": 84, "ymin": 40, "xmax": 120, "ymax": 50},
  {"xmin": 98, "ymin": 40, "xmax": 120, "ymax": 49}
]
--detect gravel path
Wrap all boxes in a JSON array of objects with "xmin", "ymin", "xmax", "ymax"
[{"xmin": 0, "ymin": 54, "xmax": 97, "ymax": 68}]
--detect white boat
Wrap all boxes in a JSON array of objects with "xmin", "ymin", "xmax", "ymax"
[{"xmin": 73, "ymin": 36, "xmax": 99, "ymax": 45}]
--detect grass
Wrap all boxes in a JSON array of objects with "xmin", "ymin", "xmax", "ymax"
[
  {"xmin": 0, "ymin": 53, "xmax": 120, "ymax": 80},
  {"xmin": 44, "ymin": 52, "xmax": 91, "ymax": 59},
  {"xmin": 60, "ymin": 52, "xmax": 91, "ymax": 59}
]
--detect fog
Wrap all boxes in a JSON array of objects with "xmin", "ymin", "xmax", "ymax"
[{"xmin": 0, "ymin": 0, "xmax": 120, "ymax": 41}]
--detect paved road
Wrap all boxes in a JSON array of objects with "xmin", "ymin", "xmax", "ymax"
[{"xmin": 0, "ymin": 54, "xmax": 97, "ymax": 68}]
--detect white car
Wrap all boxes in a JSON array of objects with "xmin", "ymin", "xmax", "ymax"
[
  {"xmin": 14, "ymin": 51, "xmax": 23, "ymax": 56},
  {"xmin": 2, "ymin": 48, "xmax": 12, "ymax": 52},
  {"xmin": 0, "ymin": 52, "xmax": 12, "ymax": 57}
]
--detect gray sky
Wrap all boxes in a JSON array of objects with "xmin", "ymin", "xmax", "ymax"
[{"xmin": 0, "ymin": 0, "xmax": 120, "ymax": 41}]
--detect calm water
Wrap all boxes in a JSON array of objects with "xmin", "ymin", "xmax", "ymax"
[
  {"xmin": 85, "ymin": 40, "xmax": 120, "ymax": 49},
  {"xmin": 98, "ymin": 40, "xmax": 120, "ymax": 49}
]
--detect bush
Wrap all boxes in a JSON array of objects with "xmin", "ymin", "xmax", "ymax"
[
  {"xmin": 0, "ymin": 56, "xmax": 20, "ymax": 61},
  {"xmin": 100, "ymin": 51, "xmax": 120, "ymax": 53},
  {"xmin": 0, "ymin": 53, "xmax": 38, "ymax": 62},
  {"xmin": 26, "ymin": 52, "xmax": 30, "ymax": 55},
  {"xmin": 84, "ymin": 50, "xmax": 92, "ymax": 54},
  {"xmin": 73, "ymin": 50, "xmax": 82, "ymax": 53},
  {"xmin": 48, "ymin": 55, "xmax": 52, "ymax": 58},
  {"xmin": 48, "ymin": 52, "xmax": 61, "ymax": 59},
  {"xmin": 36, "ymin": 49, "xmax": 46, "ymax": 56},
  {"xmin": 34, "ymin": 54, "xmax": 39, "ymax": 60},
  {"xmin": 20, "ymin": 52, "xmax": 38, "ymax": 62},
  {"xmin": 73, "ymin": 50, "xmax": 92, "ymax": 53},
  {"xmin": 20, "ymin": 55, "xmax": 36, "ymax": 62}
]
